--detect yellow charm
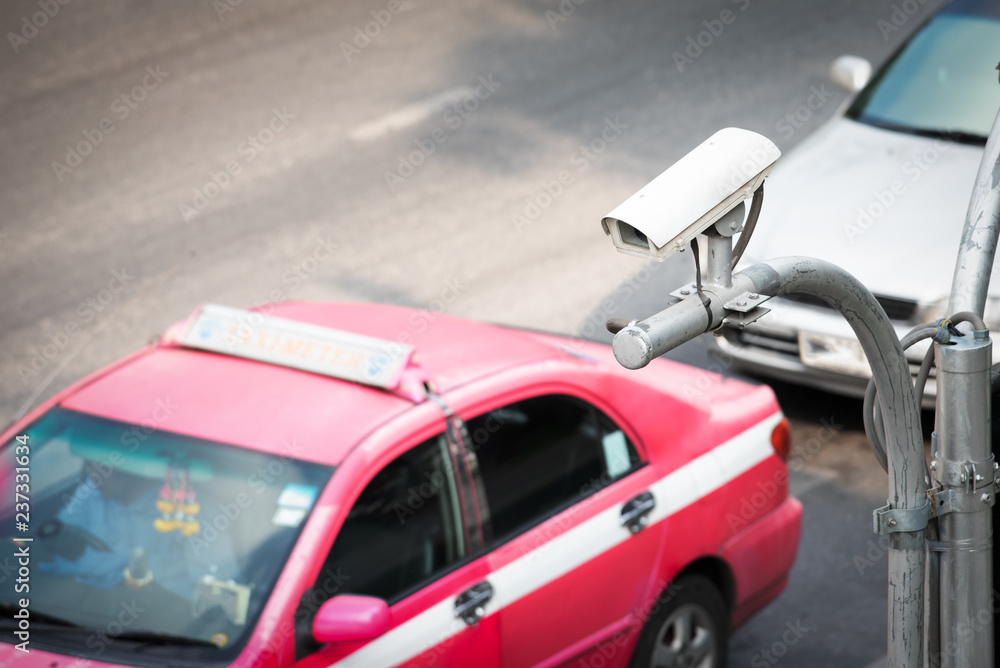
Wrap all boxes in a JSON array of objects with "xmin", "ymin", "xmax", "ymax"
[
  {"xmin": 156, "ymin": 499, "xmax": 176, "ymax": 514},
  {"xmin": 179, "ymin": 502, "xmax": 200, "ymax": 515},
  {"xmin": 154, "ymin": 518, "xmax": 182, "ymax": 533}
]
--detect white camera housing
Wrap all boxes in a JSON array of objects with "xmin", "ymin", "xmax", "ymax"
[{"xmin": 601, "ymin": 127, "xmax": 781, "ymax": 261}]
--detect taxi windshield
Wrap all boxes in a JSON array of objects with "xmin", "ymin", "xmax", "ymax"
[
  {"xmin": 847, "ymin": 12, "xmax": 1000, "ymax": 142},
  {"xmin": 0, "ymin": 407, "xmax": 332, "ymax": 665}
]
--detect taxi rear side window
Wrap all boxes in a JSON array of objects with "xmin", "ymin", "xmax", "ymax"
[{"xmin": 465, "ymin": 394, "xmax": 641, "ymax": 545}]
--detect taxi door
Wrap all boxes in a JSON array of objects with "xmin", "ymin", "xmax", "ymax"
[
  {"xmin": 291, "ymin": 427, "xmax": 500, "ymax": 668},
  {"xmin": 457, "ymin": 391, "xmax": 664, "ymax": 668}
]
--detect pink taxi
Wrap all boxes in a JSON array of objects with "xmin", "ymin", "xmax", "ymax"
[{"xmin": 1, "ymin": 301, "xmax": 800, "ymax": 668}]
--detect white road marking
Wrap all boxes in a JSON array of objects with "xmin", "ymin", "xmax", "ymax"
[{"xmin": 348, "ymin": 87, "xmax": 475, "ymax": 142}]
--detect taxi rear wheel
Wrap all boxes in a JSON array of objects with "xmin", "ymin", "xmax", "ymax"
[{"xmin": 630, "ymin": 574, "xmax": 728, "ymax": 668}]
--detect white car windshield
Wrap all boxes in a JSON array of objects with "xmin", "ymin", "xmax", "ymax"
[
  {"xmin": 1, "ymin": 407, "xmax": 331, "ymax": 665},
  {"xmin": 848, "ymin": 10, "xmax": 1000, "ymax": 141}
]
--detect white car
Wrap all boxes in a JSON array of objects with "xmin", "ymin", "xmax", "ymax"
[{"xmin": 714, "ymin": 0, "xmax": 1000, "ymax": 402}]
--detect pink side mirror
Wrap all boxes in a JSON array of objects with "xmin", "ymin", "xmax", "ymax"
[{"xmin": 312, "ymin": 595, "xmax": 390, "ymax": 644}]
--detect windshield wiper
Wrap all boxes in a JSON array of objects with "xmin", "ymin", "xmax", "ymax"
[
  {"xmin": 0, "ymin": 603, "xmax": 82, "ymax": 629},
  {"xmin": 0, "ymin": 606, "xmax": 217, "ymax": 651},
  {"xmin": 858, "ymin": 117, "xmax": 987, "ymax": 145},
  {"xmin": 909, "ymin": 127, "xmax": 986, "ymax": 145},
  {"xmin": 115, "ymin": 631, "xmax": 220, "ymax": 651}
]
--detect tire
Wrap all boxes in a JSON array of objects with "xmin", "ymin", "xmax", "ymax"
[{"xmin": 629, "ymin": 574, "xmax": 729, "ymax": 668}]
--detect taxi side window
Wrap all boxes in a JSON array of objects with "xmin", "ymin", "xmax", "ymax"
[
  {"xmin": 307, "ymin": 434, "xmax": 466, "ymax": 608},
  {"xmin": 466, "ymin": 394, "xmax": 641, "ymax": 545}
]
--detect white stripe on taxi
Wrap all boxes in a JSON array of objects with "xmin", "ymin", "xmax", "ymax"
[{"xmin": 333, "ymin": 412, "xmax": 782, "ymax": 667}]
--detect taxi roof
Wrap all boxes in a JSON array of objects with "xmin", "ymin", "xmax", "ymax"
[{"xmin": 61, "ymin": 302, "xmax": 565, "ymax": 466}]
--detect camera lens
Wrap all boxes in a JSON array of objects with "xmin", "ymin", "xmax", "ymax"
[{"xmin": 618, "ymin": 222, "xmax": 649, "ymax": 249}]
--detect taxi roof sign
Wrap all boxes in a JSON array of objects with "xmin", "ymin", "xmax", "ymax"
[{"xmin": 175, "ymin": 304, "xmax": 416, "ymax": 390}]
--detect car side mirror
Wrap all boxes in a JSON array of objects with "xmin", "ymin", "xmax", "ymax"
[
  {"xmin": 829, "ymin": 55, "xmax": 872, "ymax": 94},
  {"xmin": 312, "ymin": 595, "xmax": 390, "ymax": 644}
]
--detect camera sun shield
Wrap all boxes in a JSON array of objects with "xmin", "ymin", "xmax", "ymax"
[{"xmin": 601, "ymin": 127, "xmax": 780, "ymax": 261}]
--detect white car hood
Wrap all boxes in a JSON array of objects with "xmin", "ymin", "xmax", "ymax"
[{"xmin": 741, "ymin": 118, "xmax": 988, "ymax": 304}]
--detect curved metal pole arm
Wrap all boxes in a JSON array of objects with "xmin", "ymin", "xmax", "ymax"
[
  {"xmin": 746, "ymin": 258, "xmax": 925, "ymax": 667},
  {"xmin": 740, "ymin": 257, "xmax": 925, "ymax": 505},
  {"xmin": 613, "ymin": 255, "xmax": 925, "ymax": 667},
  {"xmin": 949, "ymin": 108, "xmax": 1000, "ymax": 317}
]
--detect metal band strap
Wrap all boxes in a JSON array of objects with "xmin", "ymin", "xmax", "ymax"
[{"xmin": 873, "ymin": 498, "xmax": 931, "ymax": 535}]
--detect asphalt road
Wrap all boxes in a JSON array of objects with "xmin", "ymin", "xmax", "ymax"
[{"xmin": 1, "ymin": 0, "xmax": 950, "ymax": 665}]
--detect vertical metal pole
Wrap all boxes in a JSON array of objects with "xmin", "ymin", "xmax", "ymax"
[
  {"xmin": 926, "ymin": 537, "xmax": 941, "ymax": 665},
  {"xmin": 940, "ymin": 108, "xmax": 1000, "ymax": 667},
  {"xmin": 934, "ymin": 337, "xmax": 994, "ymax": 668}
]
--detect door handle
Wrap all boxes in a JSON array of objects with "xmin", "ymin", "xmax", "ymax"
[
  {"xmin": 454, "ymin": 581, "xmax": 493, "ymax": 626},
  {"xmin": 620, "ymin": 491, "xmax": 656, "ymax": 534}
]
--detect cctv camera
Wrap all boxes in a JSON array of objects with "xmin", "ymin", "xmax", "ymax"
[{"xmin": 601, "ymin": 127, "xmax": 780, "ymax": 261}]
